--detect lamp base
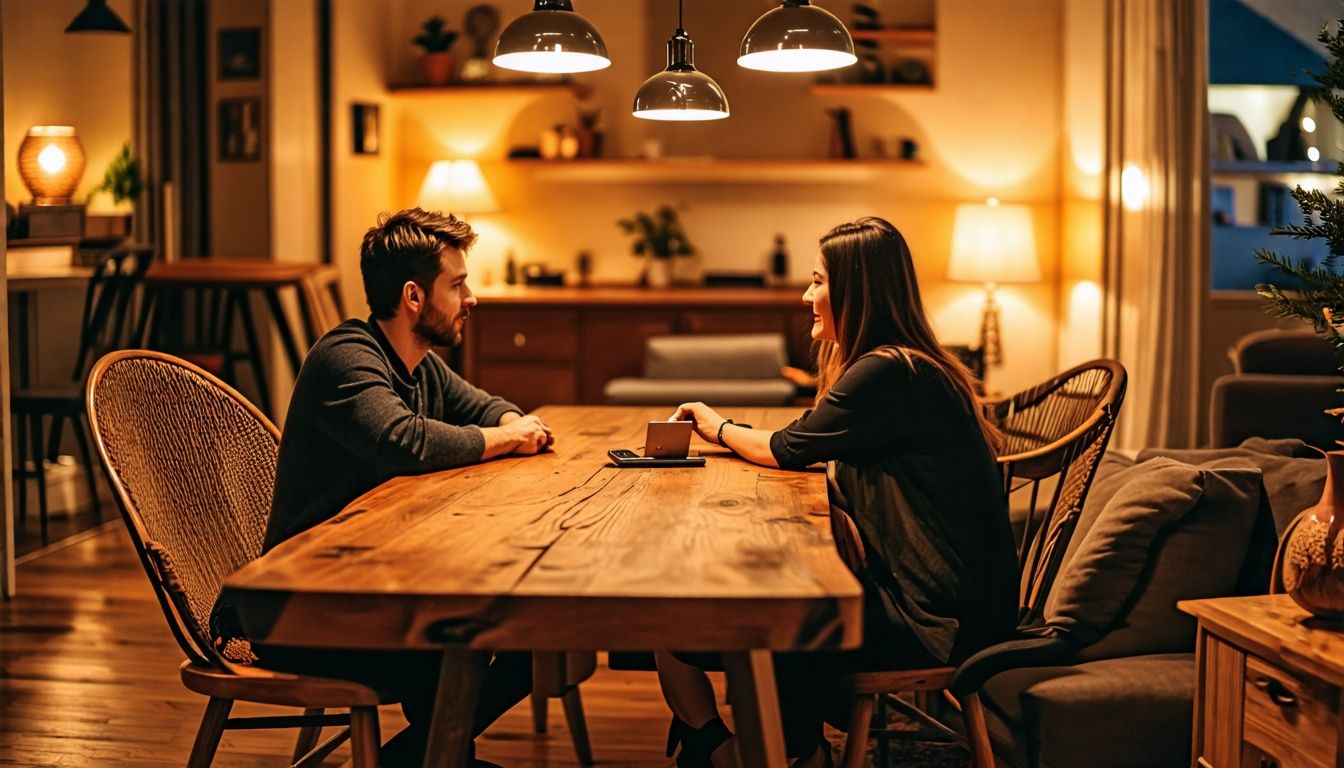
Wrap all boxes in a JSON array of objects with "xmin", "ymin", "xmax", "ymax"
[
  {"xmin": 978, "ymin": 286, "xmax": 1002, "ymax": 369},
  {"xmin": 17, "ymin": 203, "xmax": 85, "ymax": 241}
]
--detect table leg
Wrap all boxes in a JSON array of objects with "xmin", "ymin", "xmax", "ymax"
[
  {"xmin": 15, "ymin": 291, "xmax": 30, "ymax": 389},
  {"xmin": 424, "ymin": 648, "xmax": 490, "ymax": 768},
  {"xmin": 232, "ymin": 289, "xmax": 273, "ymax": 416},
  {"xmin": 723, "ymin": 649, "xmax": 788, "ymax": 768},
  {"xmin": 263, "ymin": 287, "xmax": 305, "ymax": 377}
]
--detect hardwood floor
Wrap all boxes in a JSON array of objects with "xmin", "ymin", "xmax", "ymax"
[{"xmin": 0, "ymin": 524, "xmax": 965, "ymax": 767}]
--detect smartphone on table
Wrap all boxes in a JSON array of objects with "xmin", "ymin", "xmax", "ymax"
[{"xmin": 607, "ymin": 420, "xmax": 706, "ymax": 468}]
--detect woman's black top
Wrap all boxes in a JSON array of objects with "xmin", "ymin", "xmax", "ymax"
[{"xmin": 769, "ymin": 349, "xmax": 1017, "ymax": 664}]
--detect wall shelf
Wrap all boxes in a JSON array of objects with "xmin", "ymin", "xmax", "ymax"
[
  {"xmin": 809, "ymin": 83, "xmax": 935, "ymax": 97},
  {"xmin": 388, "ymin": 82, "xmax": 585, "ymax": 99},
  {"xmin": 509, "ymin": 157, "xmax": 925, "ymax": 184},
  {"xmin": 851, "ymin": 27, "xmax": 936, "ymax": 46}
]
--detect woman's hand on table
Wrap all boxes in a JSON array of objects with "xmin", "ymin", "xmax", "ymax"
[{"xmin": 671, "ymin": 401, "xmax": 726, "ymax": 445}]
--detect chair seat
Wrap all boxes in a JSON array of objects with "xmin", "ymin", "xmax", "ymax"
[
  {"xmin": 841, "ymin": 666, "xmax": 956, "ymax": 695},
  {"xmin": 180, "ymin": 660, "xmax": 392, "ymax": 709},
  {"xmin": 11, "ymin": 385, "xmax": 84, "ymax": 413}
]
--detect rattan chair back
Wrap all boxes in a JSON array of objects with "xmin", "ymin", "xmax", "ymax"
[
  {"xmin": 86, "ymin": 350, "xmax": 278, "ymax": 669},
  {"xmin": 990, "ymin": 359, "xmax": 1127, "ymax": 620}
]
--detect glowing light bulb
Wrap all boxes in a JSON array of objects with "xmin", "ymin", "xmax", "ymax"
[
  {"xmin": 1303, "ymin": 116, "xmax": 1317, "ymax": 133},
  {"xmin": 1309, "ymin": 146, "xmax": 1322, "ymax": 162},
  {"xmin": 986, "ymin": 197, "xmax": 1000, "ymax": 207},
  {"xmin": 37, "ymin": 144, "xmax": 67, "ymax": 175},
  {"xmin": 1121, "ymin": 164, "xmax": 1149, "ymax": 211}
]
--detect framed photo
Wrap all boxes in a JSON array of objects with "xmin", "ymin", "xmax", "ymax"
[
  {"xmin": 218, "ymin": 98, "xmax": 262, "ymax": 162},
  {"xmin": 218, "ymin": 27, "xmax": 261, "ymax": 80},
  {"xmin": 351, "ymin": 103, "xmax": 381, "ymax": 156}
]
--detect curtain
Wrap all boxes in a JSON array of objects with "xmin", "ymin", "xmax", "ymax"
[{"xmin": 1102, "ymin": 0, "xmax": 1209, "ymax": 449}]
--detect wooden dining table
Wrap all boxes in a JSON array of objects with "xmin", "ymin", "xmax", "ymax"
[{"xmin": 223, "ymin": 405, "xmax": 863, "ymax": 768}]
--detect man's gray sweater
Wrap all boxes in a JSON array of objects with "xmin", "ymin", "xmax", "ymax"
[{"xmin": 262, "ymin": 317, "xmax": 521, "ymax": 551}]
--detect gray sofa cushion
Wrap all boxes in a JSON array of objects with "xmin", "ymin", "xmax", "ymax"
[
  {"xmin": 602, "ymin": 377, "xmax": 796, "ymax": 406},
  {"xmin": 981, "ymin": 653, "xmax": 1194, "ymax": 768},
  {"xmin": 1209, "ymin": 373, "xmax": 1344, "ymax": 450},
  {"xmin": 1045, "ymin": 458, "xmax": 1262, "ymax": 654},
  {"xmin": 644, "ymin": 333, "xmax": 787, "ymax": 380}
]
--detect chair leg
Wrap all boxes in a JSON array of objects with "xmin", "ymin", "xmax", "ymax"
[
  {"xmin": 15, "ymin": 412, "xmax": 28, "ymax": 525},
  {"xmin": 291, "ymin": 707, "xmax": 324, "ymax": 764},
  {"xmin": 956, "ymin": 692, "xmax": 995, "ymax": 768},
  {"xmin": 561, "ymin": 686, "xmax": 594, "ymax": 766},
  {"xmin": 187, "ymin": 697, "xmax": 233, "ymax": 768},
  {"xmin": 29, "ymin": 413, "xmax": 49, "ymax": 544},
  {"xmin": 73, "ymin": 417, "xmax": 102, "ymax": 519},
  {"xmin": 45, "ymin": 413, "xmax": 64, "ymax": 464},
  {"xmin": 840, "ymin": 694, "xmax": 875, "ymax": 768},
  {"xmin": 349, "ymin": 706, "xmax": 381, "ymax": 768},
  {"xmin": 531, "ymin": 693, "xmax": 548, "ymax": 733}
]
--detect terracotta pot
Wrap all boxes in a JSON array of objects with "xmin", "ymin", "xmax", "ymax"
[
  {"xmin": 421, "ymin": 52, "xmax": 455, "ymax": 86},
  {"xmin": 645, "ymin": 259, "xmax": 672, "ymax": 289},
  {"xmin": 1278, "ymin": 450, "xmax": 1344, "ymax": 618}
]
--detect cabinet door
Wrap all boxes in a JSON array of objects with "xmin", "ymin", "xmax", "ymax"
[
  {"xmin": 476, "ymin": 363, "xmax": 577, "ymax": 412},
  {"xmin": 579, "ymin": 310, "xmax": 674, "ymax": 404},
  {"xmin": 475, "ymin": 309, "xmax": 579, "ymax": 363}
]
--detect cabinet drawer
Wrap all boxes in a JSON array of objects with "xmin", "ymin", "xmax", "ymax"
[
  {"xmin": 1242, "ymin": 654, "xmax": 1337, "ymax": 768},
  {"xmin": 475, "ymin": 310, "xmax": 577, "ymax": 363}
]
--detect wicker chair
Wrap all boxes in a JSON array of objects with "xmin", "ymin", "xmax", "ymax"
[
  {"xmin": 836, "ymin": 358, "xmax": 1128, "ymax": 768},
  {"xmin": 85, "ymin": 350, "xmax": 388, "ymax": 768}
]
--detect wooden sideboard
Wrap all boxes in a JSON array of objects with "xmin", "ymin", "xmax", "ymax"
[
  {"xmin": 1182, "ymin": 594, "xmax": 1344, "ymax": 768},
  {"xmin": 462, "ymin": 285, "xmax": 814, "ymax": 411}
]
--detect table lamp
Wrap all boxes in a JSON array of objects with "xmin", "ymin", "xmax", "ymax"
[
  {"xmin": 18, "ymin": 126, "xmax": 86, "ymax": 205},
  {"xmin": 417, "ymin": 159, "xmax": 499, "ymax": 216},
  {"xmin": 947, "ymin": 198, "xmax": 1040, "ymax": 369}
]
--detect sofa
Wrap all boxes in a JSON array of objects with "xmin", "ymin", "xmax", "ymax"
[
  {"xmin": 602, "ymin": 333, "xmax": 797, "ymax": 406},
  {"xmin": 973, "ymin": 437, "xmax": 1326, "ymax": 768},
  {"xmin": 1210, "ymin": 328, "xmax": 1344, "ymax": 450}
]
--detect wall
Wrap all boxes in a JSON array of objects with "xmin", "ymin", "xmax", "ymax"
[
  {"xmin": 330, "ymin": 0, "xmax": 1070, "ymax": 395},
  {"xmin": 209, "ymin": 0, "xmax": 271, "ymax": 256}
]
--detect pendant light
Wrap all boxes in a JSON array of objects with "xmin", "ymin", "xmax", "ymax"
[
  {"xmin": 738, "ymin": 0, "xmax": 856, "ymax": 73},
  {"xmin": 632, "ymin": 0, "xmax": 729, "ymax": 122},
  {"xmin": 493, "ymin": 0, "xmax": 610, "ymax": 74},
  {"xmin": 65, "ymin": 0, "xmax": 131, "ymax": 34}
]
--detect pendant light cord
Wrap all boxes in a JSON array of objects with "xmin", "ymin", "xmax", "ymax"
[{"xmin": 678, "ymin": 0, "xmax": 684, "ymax": 33}]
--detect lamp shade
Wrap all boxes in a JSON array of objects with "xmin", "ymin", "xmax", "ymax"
[
  {"xmin": 632, "ymin": 29, "xmax": 729, "ymax": 121},
  {"xmin": 947, "ymin": 200, "xmax": 1040, "ymax": 284},
  {"xmin": 738, "ymin": 1, "xmax": 857, "ymax": 73},
  {"xmin": 18, "ymin": 126, "xmax": 86, "ymax": 205},
  {"xmin": 418, "ymin": 160, "xmax": 500, "ymax": 215},
  {"xmin": 493, "ymin": 0, "xmax": 610, "ymax": 74},
  {"xmin": 66, "ymin": 0, "xmax": 131, "ymax": 33}
]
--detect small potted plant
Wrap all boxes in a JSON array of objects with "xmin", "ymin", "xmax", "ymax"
[
  {"xmin": 618, "ymin": 206, "xmax": 695, "ymax": 289},
  {"xmin": 86, "ymin": 142, "xmax": 143, "ymax": 240},
  {"xmin": 414, "ymin": 15, "xmax": 459, "ymax": 86}
]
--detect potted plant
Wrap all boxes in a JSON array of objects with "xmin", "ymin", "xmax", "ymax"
[
  {"xmin": 86, "ymin": 142, "xmax": 143, "ymax": 240},
  {"xmin": 617, "ymin": 206, "xmax": 695, "ymax": 289},
  {"xmin": 414, "ymin": 15, "xmax": 459, "ymax": 86}
]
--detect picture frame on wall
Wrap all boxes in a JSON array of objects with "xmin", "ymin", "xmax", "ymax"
[
  {"xmin": 218, "ymin": 27, "xmax": 262, "ymax": 80},
  {"xmin": 218, "ymin": 98, "xmax": 262, "ymax": 162},
  {"xmin": 352, "ymin": 103, "xmax": 381, "ymax": 156}
]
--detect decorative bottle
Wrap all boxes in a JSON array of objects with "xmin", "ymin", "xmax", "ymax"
[{"xmin": 770, "ymin": 235, "xmax": 789, "ymax": 285}]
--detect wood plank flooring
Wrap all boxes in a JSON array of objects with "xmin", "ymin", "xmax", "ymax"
[{"xmin": 0, "ymin": 524, "xmax": 963, "ymax": 767}]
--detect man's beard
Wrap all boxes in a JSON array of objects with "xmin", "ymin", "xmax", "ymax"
[{"xmin": 414, "ymin": 301, "xmax": 464, "ymax": 347}]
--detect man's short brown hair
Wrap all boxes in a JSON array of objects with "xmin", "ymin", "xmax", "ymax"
[{"xmin": 360, "ymin": 207, "xmax": 478, "ymax": 319}]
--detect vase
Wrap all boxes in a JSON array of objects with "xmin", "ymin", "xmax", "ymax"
[
  {"xmin": 645, "ymin": 259, "xmax": 672, "ymax": 289},
  {"xmin": 421, "ymin": 52, "xmax": 454, "ymax": 86},
  {"xmin": 1278, "ymin": 450, "xmax": 1344, "ymax": 618}
]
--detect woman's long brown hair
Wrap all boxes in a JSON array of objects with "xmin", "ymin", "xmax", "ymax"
[{"xmin": 814, "ymin": 216, "xmax": 1003, "ymax": 453}]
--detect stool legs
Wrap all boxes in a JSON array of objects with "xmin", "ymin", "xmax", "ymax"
[{"xmin": 29, "ymin": 412, "xmax": 49, "ymax": 544}]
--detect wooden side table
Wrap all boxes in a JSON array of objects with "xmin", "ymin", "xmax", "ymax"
[{"xmin": 1181, "ymin": 594, "xmax": 1344, "ymax": 768}]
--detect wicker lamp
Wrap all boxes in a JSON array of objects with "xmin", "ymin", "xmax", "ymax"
[{"xmin": 18, "ymin": 126, "xmax": 86, "ymax": 205}]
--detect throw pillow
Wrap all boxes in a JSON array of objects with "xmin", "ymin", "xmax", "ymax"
[{"xmin": 1044, "ymin": 458, "xmax": 1263, "ymax": 658}]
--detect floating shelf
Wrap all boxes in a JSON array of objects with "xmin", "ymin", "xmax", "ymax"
[
  {"xmin": 509, "ymin": 157, "xmax": 926, "ymax": 184},
  {"xmin": 388, "ymin": 82, "xmax": 585, "ymax": 98},
  {"xmin": 851, "ymin": 27, "xmax": 936, "ymax": 45},
  {"xmin": 1212, "ymin": 160, "xmax": 1336, "ymax": 175},
  {"xmin": 809, "ymin": 83, "xmax": 935, "ymax": 97}
]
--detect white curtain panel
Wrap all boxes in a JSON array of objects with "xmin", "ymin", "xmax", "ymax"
[{"xmin": 1102, "ymin": 0, "xmax": 1209, "ymax": 449}]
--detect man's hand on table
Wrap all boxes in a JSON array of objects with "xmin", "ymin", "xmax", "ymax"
[{"xmin": 497, "ymin": 411, "xmax": 554, "ymax": 455}]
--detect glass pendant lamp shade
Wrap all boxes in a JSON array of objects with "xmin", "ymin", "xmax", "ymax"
[
  {"xmin": 18, "ymin": 126, "xmax": 86, "ymax": 205},
  {"xmin": 738, "ymin": 0, "xmax": 857, "ymax": 73},
  {"xmin": 632, "ymin": 8, "xmax": 729, "ymax": 122},
  {"xmin": 493, "ymin": 0, "xmax": 610, "ymax": 74}
]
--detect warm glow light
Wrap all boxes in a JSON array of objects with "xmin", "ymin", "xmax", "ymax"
[
  {"xmin": 1308, "ymin": 146, "xmax": 1322, "ymax": 162},
  {"xmin": 1120, "ymin": 164, "xmax": 1149, "ymax": 211},
  {"xmin": 631, "ymin": 108, "xmax": 731, "ymax": 122},
  {"xmin": 418, "ymin": 159, "xmax": 500, "ymax": 215},
  {"xmin": 36, "ymin": 144, "xmax": 67, "ymax": 174},
  {"xmin": 947, "ymin": 200, "xmax": 1040, "ymax": 284},
  {"xmin": 492, "ymin": 50, "xmax": 609, "ymax": 73},
  {"xmin": 736, "ymin": 49, "xmax": 857, "ymax": 73},
  {"xmin": 1303, "ymin": 116, "xmax": 1317, "ymax": 133}
]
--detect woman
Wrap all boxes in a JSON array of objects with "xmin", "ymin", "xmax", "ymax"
[{"xmin": 658, "ymin": 217, "xmax": 1018, "ymax": 768}]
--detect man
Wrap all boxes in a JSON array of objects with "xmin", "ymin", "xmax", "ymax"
[{"xmin": 213, "ymin": 208, "xmax": 551, "ymax": 767}]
